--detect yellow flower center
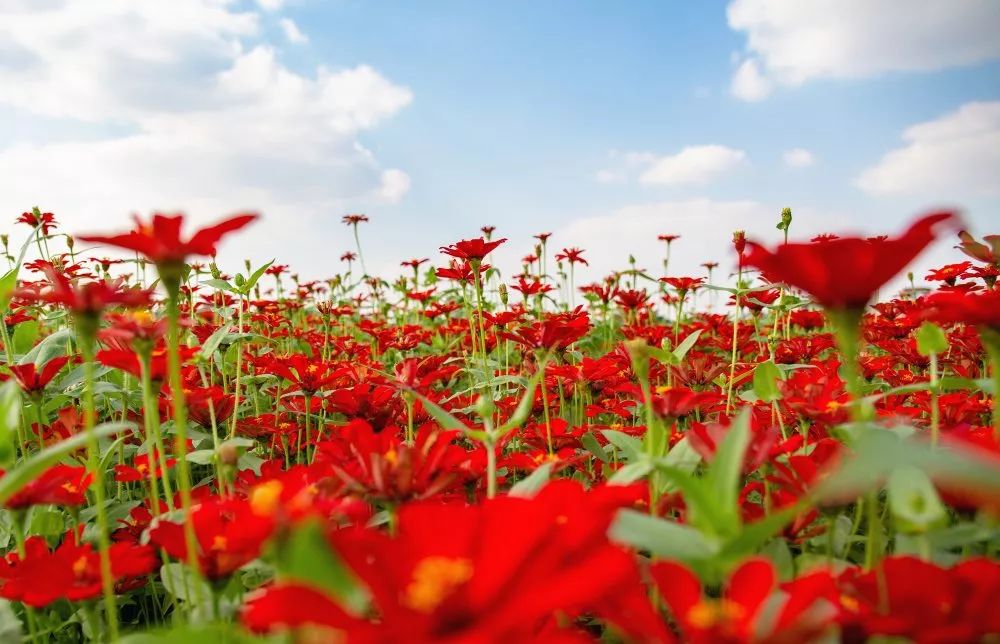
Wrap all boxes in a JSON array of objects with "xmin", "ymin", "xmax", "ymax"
[
  {"xmin": 250, "ymin": 480, "xmax": 284, "ymax": 516},
  {"xmin": 211, "ymin": 535, "xmax": 228, "ymax": 551},
  {"xmin": 72, "ymin": 555, "xmax": 90, "ymax": 578},
  {"xmin": 404, "ymin": 557, "xmax": 473, "ymax": 613},
  {"xmin": 686, "ymin": 599, "xmax": 745, "ymax": 629},
  {"xmin": 384, "ymin": 449, "xmax": 399, "ymax": 466}
]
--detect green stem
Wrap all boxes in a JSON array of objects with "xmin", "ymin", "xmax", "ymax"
[{"xmin": 78, "ymin": 326, "xmax": 119, "ymax": 641}]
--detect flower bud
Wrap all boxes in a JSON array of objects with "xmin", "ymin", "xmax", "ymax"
[
  {"xmin": 733, "ymin": 230, "xmax": 746, "ymax": 256},
  {"xmin": 474, "ymin": 395, "xmax": 496, "ymax": 420},
  {"xmin": 498, "ymin": 283, "xmax": 509, "ymax": 306},
  {"xmin": 219, "ymin": 442, "xmax": 239, "ymax": 467}
]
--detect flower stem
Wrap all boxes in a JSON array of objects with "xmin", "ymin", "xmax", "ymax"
[{"xmin": 78, "ymin": 325, "xmax": 119, "ymax": 641}]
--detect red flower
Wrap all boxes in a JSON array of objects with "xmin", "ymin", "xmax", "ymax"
[
  {"xmin": 0, "ymin": 534, "xmax": 155, "ymax": 607},
  {"xmin": 500, "ymin": 310, "xmax": 591, "ymax": 351},
  {"xmin": 924, "ymin": 288, "xmax": 1000, "ymax": 331},
  {"xmin": 839, "ymin": 556, "xmax": 1000, "ymax": 642},
  {"xmin": 555, "ymin": 247, "xmax": 588, "ymax": 266},
  {"xmin": 4, "ymin": 464, "xmax": 93, "ymax": 509},
  {"xmin": 6, "ymin": 356, "xmax": 70, "ymax": 394},
  {"xmin": 439, "ymin": 237, "xmax": 507, "ymax": 262},
  {"xmin": 15, "ymin": 210, "xmax": 58, "ymax": 235},
  {"xmin": 743, "ymin": 211, "xmax": 958, "ymax": 309},
  {"xmin": 148, "ymin": 496, "xmax": 274, "ymax": 580},
  {"xmin": 243, "ymin": 481, "xmax": 668, "ymax": 642},
  {"xmin": 78, "ymin": 212, "xmax": 257, "ymax": 266},
  {"xmin": 16, "ymin": 264, "xmax": 151, "ymax": 315},
  {"xmin": 113, "ymin": 450, "xmax": 176, "ymax": 483},
  {"xmin": 651, "ymin": 558, "xmax": 838, "ymax": 644},
  {"xmin": 342, "ymin": 214, "xmax": 369, "ymax": 226}
]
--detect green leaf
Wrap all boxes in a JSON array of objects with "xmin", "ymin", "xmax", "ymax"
[
  {"xmin": 509, "ymin": 462, "xmax": 553, "ymax": 497},
  {"xmin": 117, "ymin": 624, "xmax": 256, "ymax": 644},
  {"xmin": 887, "ymin": 466, "xmax": 947, "ymax": 534},
  {"xmin": 671, "ymin": 329, "xmax": 702, "ymax": 362},
  {"xmin": 278, "ymin": 519, "xmax": 369, "ymax": 615},
  {"xmin": 497, "ymin": 367, "xmax": 545, "ymax": 437},
  {"xmin": 200, "ymin": 278, "xmax": 239, "ymax": 295},
  {"xmin": 601, "ymin": 430, "xmax": 643, "ymax": 462},
  {"xmin": 581, "ymin": 432, "xmax": 609, "ymax": 463},
  {"xmin": 18, "ymin": 328, "xmax": 72, "ymax": 366},
  {"xmin": 10, "ymin": 321, "xmax": 39, "ymax": 355},
  {"xmin": 160, "ymin": 562, "xmax": 211, "ymax": 603},
  {"xmin": 608, "ymin": 460, "xmax": 652, "ymax": 485},
  {"xmin": 752, "ymin": 360, "xmax": 783, "ymax": 403},
  {"xmin": 704, "ymin": 408, "xmax": 751, "ymax": 526},
  {"xmin": 0, "ymin": 599, "xmax": 22, "ymax": 644},
  {"xmin": 241, "ymin": 260, "xmax": 274, "ymax": 295},
  {"xmin": 609, "ymin": 509, "xmax": 716, "ymax": 562},
  {"xmin": 0, "ymin": 423, "xmax": 125, "ymax": 506},
  {"xmin": 29, "ymin": 507, "xmax": 64, "ymax": 536},
  {"xmin": 916, "ymin": 321, "xmax": 949, "ymax": 356},
  {"xmin": 814, "ymin": 428, "xmax": 1000, "ymax": 504},
  {"xmin": 199, "ymin": 324, "xmax": 232, "ymax": 358},
  {"xmin": 408, "ymin": 390, "xmax": 485, "ymax": 442},
  {"xmin": 185, "ymin": 449, "xmax": 216, "ymax": 465},
  {"xmin": 0, "ymin": 381, "xmax": 21, "ymax": 468},
  {"xmin": 0, "ymin": 270, "xmax": 18, "ymax": 314}
]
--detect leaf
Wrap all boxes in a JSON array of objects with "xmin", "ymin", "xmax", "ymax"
[
  {"xmin": 117, "ymin": 624, "xmax": 256, "ymax": 644},
  {"xmin": 581, "ymin": 432, "xmax": 609, "ymax": 463},
  {"xmin": 407, "ymin": 390, "xmax": 486, "ymax": 442},
  {"xmin": 0, "ymin": 381, "xmax": 20, "ymax": 468},
  {"xmin": 199, "ymin": 324, "xmax": 232, "ymax": 358},
  {"xmin": 813, "ymin": 428, "xmax": 1000, "ymax": 504},
  {"xmin": 0, "ymin": 599, "xmax": 22, "ymax": 644},
  {"xmin": 509, "ymin": 462, "xmax": 553, "ymax": 497},
  {"xmin": 704, "ymin": 408, "xmax": 751, "ymax": 526},
  {"xmin": 0, "ymin": 270, "xmax": 18, "ymax": 315},
  {"xmin": 601, "ymin": 430, "xmax": 643, "ymax": 462},
  {"xmin": 0, "ymin": 423, "xmax": 125, "ymax": 506},
  {"xmin": 29, "ymin": 508, "xmax": 64, "ymax": 536},
  {"xmin": 200, "ymin": 278, "xmax": 239, "ymax": 295},
  {"xmin": 10, "ymin": 321, "xmax": 39, "ymax": 355},
  {"xmin": 185, "ymin": 449, "xmax": 216, "ymax": 465},
  {"xmin": 160, "ymin": 562, "xmax": 211, "ymax": 603},
  {"xmin": 18, "ymin": 328, "xmax": 72, "ymax": 366},
  {"xmin": 916, "ymin": 321, "xmax": 949, "ymax": 356},
  {"xmin": 609, "ymin": 509, "xmax": 716, "ymax": 562},
  {"xmin": 752, "ymin": 360, "xmax": 783, "ymax": 403},
  {"xmin": 608, "ymin": 460, "xmax": 652, "ymax": 485},
  {"xmin": 241, "ymin": 260, "xmax": 274, "ymax": 295},
  {"xmin": 277, "ymin": 519, "xmax": 369, "ymax": 615},
  {"xmin": 887, "ymin": 466, "xmax": 947, "ymax": 533},
  {"xmin": 671, "ymin": 329, "xmax": 702, "ymax": 362},
  {"xmin": 496, "ymin": 367, "xmax": 545, "ymax": 437}
]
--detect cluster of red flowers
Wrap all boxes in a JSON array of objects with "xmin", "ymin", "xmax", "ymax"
[{"xmin": 0, "ymin": 208, "xmax": 996, "ymax": 643}]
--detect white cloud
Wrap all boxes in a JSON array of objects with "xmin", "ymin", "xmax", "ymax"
[
  {"xmin": 597, "ymin": 146, "xmax": 745, "ymax": 187},
  {"xmin": 727, "ymin": 0, "xmax": 1000, "ymax": 99},
  {"xmin": 256, "ymin": 0, "xmax": 286, "ymax": 11},
  {"xmin": 783, "ymin": 148, "xmax": 815, "ymax": 168},
  {"xmin": 0, "ymin": 1, "xmax": 413, "ymax": 279},
  {"xmin": 639, "ymin": 145, "xmax": 747, "ymax": 186},
  {"xmin": 279, "ymin": 17, "xmax": 308, "ymax": 44},
  {"xmin": 730, "ymin": 59, "xmax": 771, "ymax": 101},
  {"xmin": 857, "ymin": 101, "xmax": 1000, "ymax": 197}
]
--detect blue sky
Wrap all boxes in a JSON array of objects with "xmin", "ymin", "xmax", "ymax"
[{"xmin": 0, "ymin": 0, "xmax": 997, "ymax": 285}]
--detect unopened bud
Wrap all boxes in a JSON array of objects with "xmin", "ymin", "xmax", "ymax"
[
  {"xmin": 498, "ymin": 283, "xmax": 509, "ymax": 306},
  {"xmin": 733, "ymin": 230, "xmax": 746, "ymax": 255},
  {"xmin": 219, "ymin": 443, "xmax": 239, "ymax": 467},
  {"xmin": 474, "ymin": 395, "xmax": 496, "ymax": 420},
  {"xmin": 209, "ymin": 263, "xmax": 222, "ymax": 279}
]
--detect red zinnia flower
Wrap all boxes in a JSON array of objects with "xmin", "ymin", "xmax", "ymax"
[
  {"xmin": 6, "ymin": 356, "xmax": 70, "ymax": 394},
  {"xmin": 4, "ymin": 464, "xmax": 93, "ymax": 509},
  {"xmin": 439, "ymin": 237, "xmax": 507, "ymax": 262},
  {"xmin": 0, "ymin": 534, "xmax": 155, "ymax": 608},
  {"xmin": 148, "ymin": 496, "xmax": 274, "ymax": 580},
  {"xmin": 743, "ymin": 211, "xmax": 958, "ymax": 310},
  {"xmin": 78, "ymin": 212, "xmax": 258, "ymax": 266}
]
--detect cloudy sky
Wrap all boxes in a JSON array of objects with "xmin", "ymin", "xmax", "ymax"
[{"xmin": 1, "ymin": 0, "xmax": 998, "ymax": 287}]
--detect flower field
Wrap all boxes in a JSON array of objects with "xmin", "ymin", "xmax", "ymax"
[{"xmin": 0, "ymin": 207, "xmax": 998, "ymax": 643}]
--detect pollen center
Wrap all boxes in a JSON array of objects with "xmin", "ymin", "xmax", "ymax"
[
  {"xmin": 686, "ymin": 599, "xmax": 745, "ymax": 629},
  {"xmin": 404, "ymin": 556, "xmax": 473, "ymax": 613}
]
